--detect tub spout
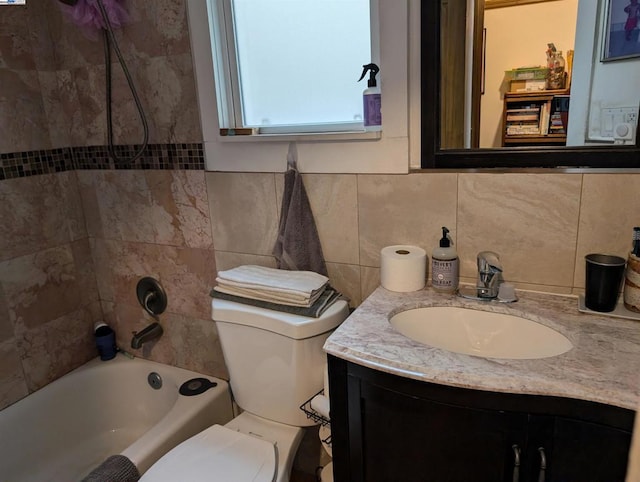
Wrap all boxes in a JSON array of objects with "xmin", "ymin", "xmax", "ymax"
[{"xmin": 131, "ymin": 322, "xmax": 163, "ymax": 349}]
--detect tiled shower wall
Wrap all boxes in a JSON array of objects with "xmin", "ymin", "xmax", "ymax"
[
  {"xmin": 0, "ymin": 0, "xmax": 200, "ymax": 153},
  {"xmin": 0, "ymin": 172, "xmax": 98, "ymax": 407},
  {"xmin": 2, "ymin": 0, "xmax": 640, "ymax": 417},
  {"xmin": 0, "ymin": 0, "xmax": 219, "ymax": 410}
]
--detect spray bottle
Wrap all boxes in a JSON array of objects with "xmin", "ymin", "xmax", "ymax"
[
  {"xmin": 358, "ymin": 63, "xmax": 382, "ymax": 131},
  {"xmin": 431, "ymin": 227, "xmax": 459, "ymax": 293}
]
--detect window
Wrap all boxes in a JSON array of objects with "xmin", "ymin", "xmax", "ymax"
[
  {"xmin": 210, "ymin": 0, "xmax": 372, "ymax": 134},
  {"xmin": 187, "ymin": 0, "xmax": 411, "ymax": 173}
]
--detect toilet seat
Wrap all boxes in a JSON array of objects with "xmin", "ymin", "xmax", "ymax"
[{"xmin": 140, "ymin": 424, "xmax": 277, "ymax": 482}]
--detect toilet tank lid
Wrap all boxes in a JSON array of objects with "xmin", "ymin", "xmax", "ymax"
[{"xmin": 212, "ymin": 299, "xmax": 349, "ymax": 340}]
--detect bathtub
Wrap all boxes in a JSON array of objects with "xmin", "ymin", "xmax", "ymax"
[{"xmin": 0, "ymin": 354, "xmax": 233, "ymax": 481}]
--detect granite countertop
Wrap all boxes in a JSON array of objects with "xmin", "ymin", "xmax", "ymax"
[{"xmin": 324, "ymin": 286, "xmax": 640, "ymax": 410}]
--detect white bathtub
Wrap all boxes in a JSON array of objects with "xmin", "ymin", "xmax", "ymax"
[{"xmin": 0, "ymin": 354, "xmax": 233, "ymax": 481}]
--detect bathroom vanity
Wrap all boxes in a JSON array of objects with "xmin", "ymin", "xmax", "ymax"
[{"xmin": 325, "ymin": 287, "xmax": 640, "ymax": 482}]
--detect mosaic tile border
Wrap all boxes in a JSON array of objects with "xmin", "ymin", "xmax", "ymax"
[
  {"xmin": 0, "ymin": 148, "xmax": 74, "ymax": 180},
  {"xmin": 0, "ymin": 143, "xmax": 205, "ymax": 181}
]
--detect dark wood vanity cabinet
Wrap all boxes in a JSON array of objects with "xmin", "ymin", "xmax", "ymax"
[{"xmin": 328, "ymin": 355, "xmax": 634, "ymax": 482}]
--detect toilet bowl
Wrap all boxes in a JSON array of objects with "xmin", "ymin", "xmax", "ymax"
[{"xmin": 141, "ymin": 297, "xmax": 349, "ymax": 482}]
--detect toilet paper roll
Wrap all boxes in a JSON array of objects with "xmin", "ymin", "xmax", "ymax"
[
  {"xmin": 320, "ymin": 461, "xmax": 334, "ymax": 481},
  {"xmin": 323, "ymin": 362, "xmax": 330, "ymax": 400},
  {"xmin": 319, "ymin": 426, "xmax": 333, "ymax": 459},
  {"xmin": 310, "ymin": 394, "xmax": 331, "ymax": 419},
  {"xmin": 380, "ymin": 245, "xmax": 427, "ymax": 292}
]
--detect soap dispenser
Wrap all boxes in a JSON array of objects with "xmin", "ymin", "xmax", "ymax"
[
  {"xmin": 431, "ymin": 227, "xmax": 459, "ymax": 293},
  {"xmin": 358, "ymin": 63, "xmax": 382, "ymax": 131}
]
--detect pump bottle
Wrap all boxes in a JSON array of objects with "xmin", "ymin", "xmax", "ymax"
[
  {"xmin": 431, "ymin": 226, "xmax": 459, "ymax": 293},
  {"xmin": 358, "ymin": 63, "xmax": 382, "ymax": 131}
]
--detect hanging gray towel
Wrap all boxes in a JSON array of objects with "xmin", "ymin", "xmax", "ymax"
[{"xmin": 273, "ymin": 143, "xmax": 328, "ymax": 276}]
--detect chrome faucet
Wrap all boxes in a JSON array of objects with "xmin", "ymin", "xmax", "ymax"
[
  {"xmin": 458, "ymin": 251, "xmax": 517, "ymax": 302},
  {"xmin": 131, "ymin": 322, "xmax": 163, "ymax": 349},
  {"xmin": 476, "ymin": 251, "xmax": 503, "ymax": 299}
]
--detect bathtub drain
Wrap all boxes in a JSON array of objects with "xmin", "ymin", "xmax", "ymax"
[{"xmin": 148, "ymin": 372, "xmax": 162, "ymax": 390}]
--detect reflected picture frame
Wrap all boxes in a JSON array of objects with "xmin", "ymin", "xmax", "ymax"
[{"xmin": 602, "ymin": 0, "xmax": 640, "ymax": 61}]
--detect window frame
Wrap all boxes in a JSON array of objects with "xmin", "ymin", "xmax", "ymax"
[
  {"xmin": 186, "ymin": 0, "xmax": 412, "ymax": 173},
  {"xmin": 212, "ymin": 0, "xmax": 376, "ymax": 134}
]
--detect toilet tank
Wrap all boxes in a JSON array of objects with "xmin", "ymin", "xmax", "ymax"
[{"xmin": 212, "ymin": 298, "xmax": 349, "ymax": 427}]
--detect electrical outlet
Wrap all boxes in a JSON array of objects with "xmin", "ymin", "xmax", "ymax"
[
  {"xmin": 601, "ymin": 107, "xmax": 638, "ymax": 137},
  {"xmin": 588, "ymin": 104, "xmax": 638, "ymax": 140}
]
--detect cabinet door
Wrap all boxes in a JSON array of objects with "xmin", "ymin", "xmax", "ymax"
[
  {"xmin": 357, "ymin": 380, "xmax": 527, "ymax": 482},
  {"xmin": 541, "ymin": 416, "xmax": 632, "ymax": 482}
]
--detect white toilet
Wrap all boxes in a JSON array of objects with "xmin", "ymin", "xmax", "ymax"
[{"xmin": 141, "ymin": 297, "xmax": 349, "ymax": 482}]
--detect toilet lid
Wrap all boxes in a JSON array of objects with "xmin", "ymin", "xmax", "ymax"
[{"xmin": 140, "ymin": 424, "xmax": 277, "ymax": 482}]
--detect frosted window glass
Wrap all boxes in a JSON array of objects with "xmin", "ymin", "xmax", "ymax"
[{"xmin": 231, "ymin": 0, "xmax": 371, "ymax": 127}]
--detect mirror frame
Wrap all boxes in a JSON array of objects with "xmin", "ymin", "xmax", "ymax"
[{"xmin": 421, "ymin": 1, "xmax": 640, "ymax": 169}]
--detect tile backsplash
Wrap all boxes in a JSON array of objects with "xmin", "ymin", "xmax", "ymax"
[{"xmin": 210, "ymin": 171, "xmax": 640, "ymax": 304}]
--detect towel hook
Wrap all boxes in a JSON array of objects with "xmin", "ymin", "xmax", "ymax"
[{"xmin": 287, "ymin": 142, "xmax": 298, "ymax": 171}]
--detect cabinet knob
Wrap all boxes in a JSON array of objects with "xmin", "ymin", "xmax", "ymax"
[
  {"xmin": 537, "ymin": 447, "xmax": 547, "ymax": 482},
  {"xmin": 512, "ymin": 444, "xmax": 521, "ymax": 482}
]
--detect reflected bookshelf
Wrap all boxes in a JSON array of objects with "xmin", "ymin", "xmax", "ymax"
[{"xmin": 501, "ymin": 90, "xmax": 570, "ymax": 146}]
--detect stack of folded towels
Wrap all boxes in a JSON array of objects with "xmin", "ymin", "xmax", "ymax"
[{"xmin": 211, "ymin": 265, "xmax": 342, "ymax": 318}]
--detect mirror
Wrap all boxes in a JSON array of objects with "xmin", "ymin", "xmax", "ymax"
[{"xmin": 421, "ymin": 0, "xmax": 640, "ymax": 169}]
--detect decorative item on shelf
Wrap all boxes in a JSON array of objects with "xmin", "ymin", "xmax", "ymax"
[
  {"xmin": 624, "ymin": 227, "xmax": 640, "ymax": 313},
  {"xmin": 505, "ymin": 66, "xmax": 547, "ymax": 93},
  {"xmin": 545, "ymin": 43, "xmax": 566, "ymax": 90},
  {"xmin": 565, "ymin": 49, "xmax": 574, "ymax": 90}
]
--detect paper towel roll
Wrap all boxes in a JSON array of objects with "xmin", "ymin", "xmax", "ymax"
[{"xmin": 380, "ymin": 245, "xmax": 427, "ymax": 292}]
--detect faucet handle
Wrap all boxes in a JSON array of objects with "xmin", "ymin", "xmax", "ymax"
[{"xmin": 477, "ymin": 251, "xmax": 503, "ymax": 273}]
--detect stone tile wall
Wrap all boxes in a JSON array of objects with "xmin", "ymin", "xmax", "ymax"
[
  {"xmin": 0, "ymin": 0, "xmax": 201, "ymax": 155},
  {"xmin": 0, "ymin": 0, "xmax": 213, "ymax": 410},
  {"xmin": 78, "ymin": 169, "xmax": 227, "ymax": 379},
  {"xmin": 0, "ymin": 172, "xmax": 97, "ymax": 408}
]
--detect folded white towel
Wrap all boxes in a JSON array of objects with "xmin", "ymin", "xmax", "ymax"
[
  {"xmin": 215, "ymin": 278, "xmax": 319, "ymax": 302},
  {"xmin": 214, "ymin": 285, "xmax": 324, "ymax": 307},
  {"xmin": 216, "ymin": 265, "xmax": 328, "ymax": 296}
]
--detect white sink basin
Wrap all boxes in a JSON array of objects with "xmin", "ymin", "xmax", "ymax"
[{"xmin": 390, "ymin": 307, "xmax": 572, "ymax": 359}]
